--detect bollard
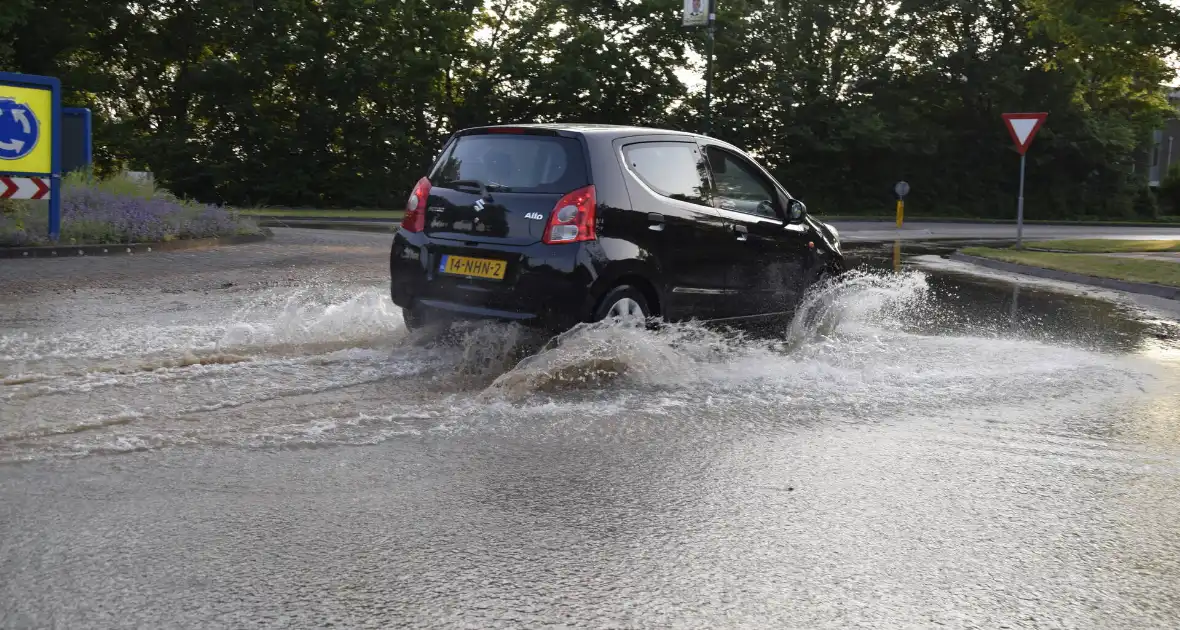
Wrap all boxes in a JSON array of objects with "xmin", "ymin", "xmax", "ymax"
[{"xmin": 893, "ymin": 181, "xmax": 909, "ymax": 228}]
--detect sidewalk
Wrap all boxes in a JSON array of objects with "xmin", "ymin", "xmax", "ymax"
[
  {"xmin": 1101, "ymin": 252, "xmax": 1180, "ymax": 262},
  {"xmin": 830, "ymin": 221, "xmax": 1180, "ymax": 243}
]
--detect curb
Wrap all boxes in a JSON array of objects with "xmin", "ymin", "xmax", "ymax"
[
  {"xmin": 0, "ymin": 232, "xmax": 271, "ymax": 259},
  {"xmin": 257, "ymin": 219, "xmax": 394, "ymax": 233},
  {"xmin": 245, "ymin": 215, "xmax": 399, "ymax": 223},
  {"xmin": 949, "ymin": 252, "xmax": 1180, "ymax": 300}
]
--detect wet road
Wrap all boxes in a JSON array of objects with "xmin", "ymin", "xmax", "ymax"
[{"xmin": 3, "ymin": 229, "xmax": 1180, "ymax": 628}]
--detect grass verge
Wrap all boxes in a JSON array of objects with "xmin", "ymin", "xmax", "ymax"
[
  {"xmin": 961, "ymin": 247, "xmax": 1180, "ymax": 288},
  {"xmin": 241, "ymin": 208, "xmax": 402, "ymax": 219},
  {"xmin": 1023, "ymin": 239, "xmax": 1180, "ymax": 253}
]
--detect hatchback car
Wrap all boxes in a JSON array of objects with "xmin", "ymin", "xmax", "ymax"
[{"xmin": 390, "ymin": 124, "xmax": 844, "ymax": 331}]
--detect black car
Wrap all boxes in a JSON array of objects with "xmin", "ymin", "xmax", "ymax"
[{"xmin": 390, "ymin": 124, "xmax": 844, "ymax": 331}]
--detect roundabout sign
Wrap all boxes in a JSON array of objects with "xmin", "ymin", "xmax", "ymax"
[
  {"xmin": 0, "ymin": 98, "xmax": 40, "ymax": 161},
  {"xmin": 0, "ymin": 72, "xmax": 61, "ymax": 239}
]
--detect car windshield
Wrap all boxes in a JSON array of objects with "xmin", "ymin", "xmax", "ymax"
[{"xmin": 432, "ymin": 134, "xmax": 588, "ymax": 194}]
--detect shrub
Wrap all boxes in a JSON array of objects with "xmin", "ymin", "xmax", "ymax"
[
  {"xmin": 62, "ymin": 169, "xmax": 162, "ymax": 200},
  {"xmin": 0, "ymin": 173, "xmax": 260, "ymax": 246},
  {"xmin": 1161, "ymin": 162, "xmax": 1180, "ymax": 214},
  {"xmin": 1133, "ymin": 185, "xmax": 1160, "ymax": 219}
]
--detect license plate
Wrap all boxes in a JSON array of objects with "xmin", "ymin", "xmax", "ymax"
[{"xmin": 439, "ymin": 255, "xmax": 507, "ymax": 280}]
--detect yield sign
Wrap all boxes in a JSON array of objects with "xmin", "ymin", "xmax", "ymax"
[{"xmin": 1002, "ymin": 112, "xmax": 1048, "ymax": 155}]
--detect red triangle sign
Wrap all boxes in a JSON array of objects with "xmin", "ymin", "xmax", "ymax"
[{"xmin": 1002, "ymin": 113, "xmax": 1048, "ymax": 155}]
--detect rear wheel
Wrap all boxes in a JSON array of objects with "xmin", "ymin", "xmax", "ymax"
[
  {"xmin": 401, "ymin": 305, "xmax": 426, "ymax": 331},
  {"xmin": 592, "ymin": 285, "xmax": 651, "ymax": 325}
]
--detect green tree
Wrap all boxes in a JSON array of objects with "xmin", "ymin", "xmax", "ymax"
[{"xmin": 2, "ymin": 0, "xmax": 1177, "ymax": 215}]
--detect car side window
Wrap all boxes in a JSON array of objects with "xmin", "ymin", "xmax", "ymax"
[
  {"xmin": 705, "ymin": 146, "xmax": 780, "ymax": 220},
  {"xmin": 622, "ymin": 142, "xmax": 712, "ymax": 208}
]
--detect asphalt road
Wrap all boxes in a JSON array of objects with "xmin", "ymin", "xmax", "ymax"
[
  {"xmin": 3, "ymin": 228, "xmax": 1180, "ymax": 629},
  {"xmin": 257, "ymin": 218, "xmax": 1180, "ymax": 244}
]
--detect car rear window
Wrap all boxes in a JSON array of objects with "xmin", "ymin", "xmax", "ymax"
[{"xmin": 431, "ymin": 134, "xmax": 588, "ymax": 194}]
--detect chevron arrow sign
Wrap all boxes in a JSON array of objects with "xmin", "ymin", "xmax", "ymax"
[{"xmin": 0, "ymin": 175, "xmax": 50, "ymax": 199}]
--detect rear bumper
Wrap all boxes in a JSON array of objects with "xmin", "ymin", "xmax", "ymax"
[{"xmin": 390, "ymin": 230, "xmax": 599, "ymax": 329}]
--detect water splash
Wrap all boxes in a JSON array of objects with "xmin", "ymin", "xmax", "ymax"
[
  {"xmin": 484, "ymin": 270, "xmax": 937, "ymax": 401},
  {"xmin": 787, "ymin": 269, "xmax": 932, "ymax": 343},
  {"xmin": 218, "ymin": 287, "xmax": 405, "ymax": 354}
]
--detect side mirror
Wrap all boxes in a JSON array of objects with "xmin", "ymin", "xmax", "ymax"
[{"xmin": 787, "ymin": 199, "xmax": 806, "ymax": 223}]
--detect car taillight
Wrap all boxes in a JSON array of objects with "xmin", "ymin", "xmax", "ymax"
[
  {"xmin": 543, "ymin": 185, "xmax": 596, "ymax": 244},
  {"xmin": 401, "ymin": 177, "xmax": 430, "ymax": 232}
]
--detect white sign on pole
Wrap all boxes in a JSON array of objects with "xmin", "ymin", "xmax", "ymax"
[
  {"xmin": 682, "ymin": 0, "xmax": 708, "ymax": 26},
  {"xmin": 1008, "ymin": 119, "xmax": 1038, "ymax": 146}
]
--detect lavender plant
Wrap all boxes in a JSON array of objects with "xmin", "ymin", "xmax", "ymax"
[{"xmin": 0, "ymin": 174, "xmax": 260, "ymax": 246}]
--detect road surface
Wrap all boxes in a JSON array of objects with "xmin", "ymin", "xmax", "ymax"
[
  {"xmin": 2, "ymin": 228, "xmax": 1179, "ymax": 629},
  {"xmin": 253, "ymin": 217, "xmax": 1180, "ymax": 244}
]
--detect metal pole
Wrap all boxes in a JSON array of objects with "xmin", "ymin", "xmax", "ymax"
[
  {"xmin": 703, "ymin": 0, "xmax": 715, "ymax": 136},
  {"xmin": 49, "ymin": 176, "xmax": 61, "ymax": 241},
  {"xmin": 1016, "ymin": 153, "xmax": 1026, "ymax": 248}
]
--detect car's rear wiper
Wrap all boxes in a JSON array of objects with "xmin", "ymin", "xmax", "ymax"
[{"xmin": 439, "ymin": 179, "xmax": 510, "ymax": 194}]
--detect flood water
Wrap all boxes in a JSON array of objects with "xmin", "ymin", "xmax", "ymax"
[
  {"xmin": 3, "ymin": 243, "xmax": 1176, "ymax": 462},
  {"xmin": 2, "ymin": 236, "xmax": 1180, "ymax": 628}
]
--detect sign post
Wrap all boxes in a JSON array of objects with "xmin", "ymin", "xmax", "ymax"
[
  {"xmin": 1001, "ymin": 112, "xmax": 1047, "ymax": 248},
  {"xmin": 62, "ymin": 107, "xmax": 93, "ymax": 175},
  {"xmin": 683, "ymin": 0, "xmax": 715, "ymax": 135},
  {"xmin": 893, "ymin": 180, "xmax": 910, "ymax": 228},
  {"xmin": 0, "ymin": 72, "xmax": 61, "ymax": 241}
]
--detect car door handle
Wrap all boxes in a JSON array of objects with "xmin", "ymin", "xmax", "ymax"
[
  {"xmin": 648, "ymin": 213, "xmax": 665, "ymax": 231},
  {"xmin": 733, "ymin": 225, "xmax": 748, "ymax": 241}
]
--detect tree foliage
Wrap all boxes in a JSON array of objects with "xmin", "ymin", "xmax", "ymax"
[{"xmin": 1, "ymin": 0, "xmax": 1177, "ymax": 217}]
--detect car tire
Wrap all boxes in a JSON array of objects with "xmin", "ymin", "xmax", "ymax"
[
  {"xmin": 402, "ymin": 305, "xmax": 425, "ymax": 331},
  {"xmin": 592, "ymin": 285, "xmax": 651, "ymax": 324},
  {"xmin": 793, "ymin": 264, "xmax": 842, "ymax": 338}
]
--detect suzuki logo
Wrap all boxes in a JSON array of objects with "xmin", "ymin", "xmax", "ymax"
[{"xmin": 473, "ymin": 199, "xmax": 485, "ymax": 212}]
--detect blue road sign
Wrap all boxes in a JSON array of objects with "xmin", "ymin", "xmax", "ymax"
[
  {"xmin": 0, "ymin": 98, "xmax": 41, "ymax": 161},
  {"xmin": 62, "ymin": 107, "xmax": 92, "ymax": 173},
  {"xmin": 0, "ymin": 71, "xmax": 63, "ymax": 241}
]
